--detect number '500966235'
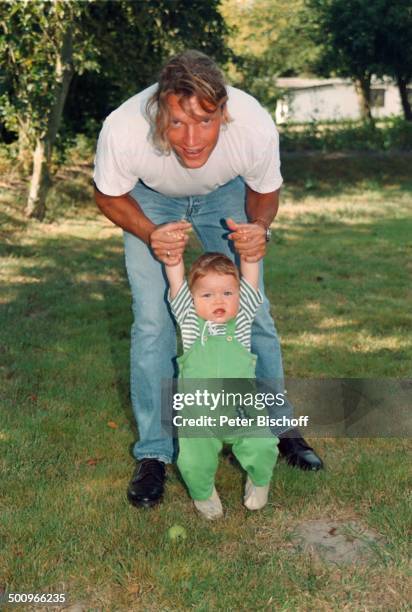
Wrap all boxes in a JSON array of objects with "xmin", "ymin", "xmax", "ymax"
[{"xmin": 6, "ymin": 593, "xmax": 66, "ymax": 603}]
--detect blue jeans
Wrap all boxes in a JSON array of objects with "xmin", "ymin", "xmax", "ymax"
[{"xmin": 124, "ymin": 177, "xmax": 285, "ymax": 463}]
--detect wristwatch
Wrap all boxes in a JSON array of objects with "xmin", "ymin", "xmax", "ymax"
[{"xmin": 252, "ymin": 218, "xmax": 272, "ymax": 242}]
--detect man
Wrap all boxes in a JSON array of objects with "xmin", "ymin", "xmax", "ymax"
[{"xmin": 94, "ymin": 50, "xmax": 323, "ymax": 509}]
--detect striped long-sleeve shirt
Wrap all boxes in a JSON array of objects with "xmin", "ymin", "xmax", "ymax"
[{"xmin": 169, "ymin": 277, "xmax": 263, "ymax": 352}]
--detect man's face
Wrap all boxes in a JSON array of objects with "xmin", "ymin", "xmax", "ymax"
[
  {"xmin": 191, "ymin": 272, "xmax": 240, "ymax": 323},
  {"xmin": 166, "ymin": 94, "xmax": 224, "ymax": 169}
]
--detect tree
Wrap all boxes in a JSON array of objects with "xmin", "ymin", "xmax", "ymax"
[
  {"xmin": 63, "ymin": 0, "xmax": 229, "ymax": 139},
  {"xmin": 374, "ymin": 0, "xmax": 412, "ymax": 121},
  {"xmin": 220, "ymin": 0, "xmax": 319, "ymax": 111},
  {"xmin": 304, "ymin": 0, "xmax": 389, "ymax": 121},
  {"xmin": 0, "ymin": 0, "xmax": 228, "ymax": 220},
  {"xmin": 0, "ymin": 0, "xmax": 99, "ymax": 219}
]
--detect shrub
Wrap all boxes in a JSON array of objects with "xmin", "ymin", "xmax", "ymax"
[{"xmin": 279, "ymin": 117, "xmax": 412, "ymax": 153}]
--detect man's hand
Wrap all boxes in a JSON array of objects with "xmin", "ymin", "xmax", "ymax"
[
  {"xmin": 150, "ymin": 220, "xmax": 192, "ymax": 265},
  {"xmin": 226, "ymin": 217, "xmax": 267, "ymax": 262}
]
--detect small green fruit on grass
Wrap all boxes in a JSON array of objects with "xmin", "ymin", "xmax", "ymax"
[{"xmin": 168, "ymin": 524, "xmax": 187, "ymax": 541}]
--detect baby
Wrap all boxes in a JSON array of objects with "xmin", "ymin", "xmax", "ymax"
[{"xmin": 166, "ymin": 223, "xmax": 279, "ymax": 519}]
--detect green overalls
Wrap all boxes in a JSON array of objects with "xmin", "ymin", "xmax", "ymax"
[{"xmin": 177, "ymin": 317, "xmax": 279, "ymax": 501}]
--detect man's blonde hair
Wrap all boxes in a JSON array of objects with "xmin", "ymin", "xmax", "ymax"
[
  {"xmin": 188, "ymin": 253, "xmax": 239, "ymax": 291},
  {"xmin": 146, "ymin": 50, "xmax": 230, "ymax": 153}
]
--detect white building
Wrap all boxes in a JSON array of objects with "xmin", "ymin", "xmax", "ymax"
[{"xmin": 275, "ymin": 77, "xmax": 406, "ymax": 124}]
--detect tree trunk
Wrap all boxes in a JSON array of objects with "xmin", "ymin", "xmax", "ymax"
[
  {"xmin": 45, "ymin": 25, "xmax": 74, "ymax": 163},
  {"xmin": 17, "ymin": 122, "xmax": 32, "ymax": 174},
  {"xmin": 354, "ymin": 75, "xmax": 373, "ymax": 122},
  {"xmin": 25, "ymin": 138, "xmax": 50, "ymax": 220},
  {"xmin": 25, "ymin": 23, "xmax": 74, "ymax": 220},
  {"xmin": 397, "ymin": 75, "xmax": 412, "ymax": 121}
]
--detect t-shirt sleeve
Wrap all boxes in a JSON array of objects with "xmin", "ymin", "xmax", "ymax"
[
  {"xmin": 93, "ymin": 118, "xmax": 140, "ymax": 196},
  {"xmin": 168, "ymin": 280, "xmax": 193, "ymax": 326},
  {"xmin": 243, "ymin": 128, "xmax": 283, "ymax": 194},
  {"xmin": 239, "ymin": 277, "xmax": 264, "ymax": 321}
]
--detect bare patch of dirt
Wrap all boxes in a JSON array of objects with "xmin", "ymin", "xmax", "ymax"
[{"xmin": 292, "ymin": 518, "xmax": 385, "ymax": 564}]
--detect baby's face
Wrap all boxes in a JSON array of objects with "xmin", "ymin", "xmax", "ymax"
[{"xmin": 191, "ymin": 272, "xmax": 240, "ymax": 323}]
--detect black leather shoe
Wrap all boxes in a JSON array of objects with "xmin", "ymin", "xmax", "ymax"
[
  {"xmin": 278, "ymin": 429, "xmax": 324, "ymax": 471},
  {"xmin": 127, "ymin": 459, "xmax": 166, "ymax": 508}
]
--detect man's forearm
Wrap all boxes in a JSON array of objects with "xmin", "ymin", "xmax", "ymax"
[
  {"xmin": 246, "ymin": 186, "xmax": 280, "ymax": 229},
  {"xmin": 94, "ymin": 186, "xmax": 156, "ymax": 243}
]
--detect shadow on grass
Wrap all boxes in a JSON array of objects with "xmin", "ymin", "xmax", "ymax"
[
  {"xmin": 0, "ymin": 232, "xmax": 137, "ymax": 449},
  {"xmin": 264, "ymin": 213, "xmax": 412, "ymax": 376},
  {"xmin": 1, "ymin": 205, "xmax": 411, "ymax": 450},
  {"xmin": 282, "ymin": 152, "xmax": 412, "ymax": 200}
]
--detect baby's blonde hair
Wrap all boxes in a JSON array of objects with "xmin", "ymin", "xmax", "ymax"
[{"xmin": 188, "ymin": 253, "xmax": 239, "ymax": 290}]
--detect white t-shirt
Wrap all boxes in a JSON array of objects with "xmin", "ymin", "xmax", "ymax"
[{"xmin": 94, "ymin": 84, "xmax": 282, "ymax": 198}]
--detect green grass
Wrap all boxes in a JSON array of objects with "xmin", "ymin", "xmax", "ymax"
[{"xmin": 0, "ymin": 153, "xmax": 411, "ymax": 610}]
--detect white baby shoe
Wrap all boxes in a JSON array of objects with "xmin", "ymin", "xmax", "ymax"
[
  {"xmin": 194, "ymin": 487, "xmax": 223, "ymax": 520},
  {"xmin": 244, "ymin": 476, "xmax": 270, "ymax": 511}
]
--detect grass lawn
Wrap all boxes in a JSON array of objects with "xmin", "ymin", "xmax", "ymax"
[{"xmin": 0, "ymin": 153, "xmax": 411, "ymax": 610}]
